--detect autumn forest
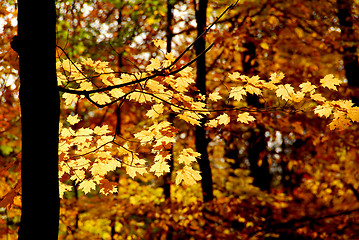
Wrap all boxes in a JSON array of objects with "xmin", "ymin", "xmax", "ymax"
[{"xmin": 1, "ymin": 0, "xmax": 359, "ymax": 239}]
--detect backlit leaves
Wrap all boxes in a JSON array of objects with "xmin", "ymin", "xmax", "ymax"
[{"xmin": 57, "ymin": 44, "xmax": 357, "ymax": 197}]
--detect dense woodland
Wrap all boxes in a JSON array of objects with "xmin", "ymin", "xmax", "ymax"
[{"xmin": 1, "ymin": 0, "xmax": 359, "ymax": 239}]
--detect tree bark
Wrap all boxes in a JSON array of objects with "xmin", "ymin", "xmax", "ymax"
[
  {"xmin": 336, "ymin": 0, "xmax": 359, "ymax": 104},
  {"xmin": 194, "ymin": 0, "xmax": 214, "ymax": 203},
  {"xmin": 13, "ymin": 0, "xmax": 60, "ymax": 239},
  {"xmin": 163, "ymin": 0, "xmax": 175, "ymax": 201}
]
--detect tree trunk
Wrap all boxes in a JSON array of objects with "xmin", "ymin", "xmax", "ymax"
[
  {"xmin": 13, "ymin": 0, "xmax": 60, "ymax": 238},
  {"xmin": 337, "ymin": 0, "xmax": 359, "ymax": 104},
  {"xmin": 162, "ymin": 0, "xmax": 175, "ymax": 202},
  {"xmin": 242, "ymin": 38, "xmax": 271, "ymax": 192},
  {"xmin": 194, "ymin": 0, "xmax": 214, "ymax": 203}
]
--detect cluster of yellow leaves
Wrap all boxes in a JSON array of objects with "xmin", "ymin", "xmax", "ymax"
[
  {"xmin": 224, "ymin": 72, "xmax": 359, "ymax": 130},
  {"xmin": 59, "ymin": 115, "xmax": 122, "ymax": 197},
  {"xmin": 57, "ymin": 39, "xmax": 358, "ymax": 196}
]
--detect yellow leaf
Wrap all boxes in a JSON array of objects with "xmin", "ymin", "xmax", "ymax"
[
  {"xmin": 178, "ymin": 148, "xmax": 201, "ymax": 165},
  {"xmin": 320, "ymin": 74, "xmax": 342, "ymax": 91},
  {"xmin": 146, "ymin": 103, "xmax": 164, "ymax": 119},
  {"xmin": 269, "ymin": 72, "xmax": 285, "ymax": 83},
  {"xmin": 109, "ymin": 88, "xmax": 125, "ymax": 98},
  {"xmin": 94, "ymin": 125, "xmax": 110, "ymax": 135},
  {"xmin": 228, "ymin": 72, "xmax": 242, "ymax": 81},
  {"xmin": 328, "ymin": 113, "xmax": 351, "ymax": 130},
  {"xmin": 150, "ymin": 158, "xmax": 170, "ymax": 177},
  {"xmin": 146, "ymin": 58, "xmax": 162, "ymax": 71},
  {"xmin": 291, "ymin": 91, "xmax": 305, "ymax": 102},
  {"xmin": 347, "ymin": 106, "xmax": 359, "ymax": 122},
  {"xmin": 217, "ymin": 113, "xmax": 230, "ymax": 125},
  {"xmin": 229, "ymin": 86, "xmax": 246, "ymax": 101},
  {"xmin": 67, "ymin": 114, "xmax": 80, "ymax": 125},
  {"xmin": 134, "ymin": 129, "xmax": 154, "ymax": 144},
  {"xmin": 59, "ymin": 182, "xmax": 73, "ymax": 199},
  {"xmin": 128, "ymin": 91, "xmax": 152, "ymax": 103},
  {"xmin": 299, "ymin": 81, "xmax": 317, "ymax": 93},
  {"xmin": 178, "ymin": 111, "xmax": 202, "ymax": 125},
  {"xmin": 78, "ymin": 179, "xmax": 96, "ymax": 194},
  {"xmin": 245, "ymin": 84, "xmax": 262, "ymax": 95},
  {"xmin": 310, "ymin": 93, "xmax": 326, "ymax": 102},
  {"xmin": 63, "ymin": 93, "xmax": 79, "ymax": 106},
  {"xmin": 175, "ymin": 166, "xmax": 202, "ymax": 185},
  {"xmin": 276, "ymin": 84, "xmax": 294, "ymax": 101},
  {"xmin": 91, "ymin": 92, "xmax": 111, "ymax": 105},
  {"xmin": 237, "ymin": 112, "xmax": 255, "ymax": 123},
  {"xmin": 205, "ymin": 119, "xmax": 219, "ymax": 128},
  {"xmin": 208, "ymin": 92, "xmax": 222, "ymax": 102},
  {"xmin": 125, "ymin": 165, "xmax": 147, "ymax": 179},
  {"xmin": 153, "ymin": 39, "xmax": 166, "ymax": 49},
  {"xmin": 314, "ymin": 103, "xmax": 332, "ymax": 118}
]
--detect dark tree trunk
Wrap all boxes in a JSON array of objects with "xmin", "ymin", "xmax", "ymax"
[
  {"xmin": 242, "ymin": 38, "xmax": 271, "ymax": 192},
  {"xmin": 13, "ymin": 0, "xmax": 60, "ymax": 238},
  {"xmin": 194, "ymin": 0, "xmax": 214, "ymax": 203},
  {"xmin": 337, "ymin": 0, "xmax": 359, "ymax": 104},
  {"xmin": 162, "ymin": 0, "xmax": 176, "ymax": 202}
]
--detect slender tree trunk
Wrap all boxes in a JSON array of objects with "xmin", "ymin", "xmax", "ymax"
[
  {"xmin": 242, "ymin": 38, "xmax": 271, "ymax": 192},
  {"xmin": 163, "ymin": 0, "xmax": 175, "ymax": 201},
  {"xmin": 336, "ymin": 0, "xmax": 359, "ymax": 104},
  {"xmin": 13, "ymin": 0, "xmax": 60, "ymax": 239},
  {"xmin": 194, "ymin": 0, "xmax": 214, "ymax": 203}
]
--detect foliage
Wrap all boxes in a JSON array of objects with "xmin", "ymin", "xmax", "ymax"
[{"xmin": 1, "ymin": 0, "xmax": 359, "ymax": 239}]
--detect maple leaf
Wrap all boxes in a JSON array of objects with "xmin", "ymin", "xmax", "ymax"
[
  {"xmin": 237, "ymin": 112, "xmax": 256, "ymax": 123},
  {"xmin": 320, "ymin": 74, "xmax": 342, "ymax": 90},
  {"xmin": 79, "ymin": 82, "xmax": 93, "ymax": 91},
  {"xmin": 347, "ymin": 106, "xmax": 359, "ymax": 122},
  {"xmin": 125, "ymin": 165, "xmax": 147, "ymax": 179},
  {"xmin": 94, "ymin": 125, "xmax": 110, "ymax": 135},
  {"xmin": 146, "ymin": 58, "xmax": 162, "ymax": 71},
  {"xmin": 208, "ymin": 92, "xmax": 222, "ymax": 102},
  {"xmin": 91, "ymin": 92, "xmax": 111, "ymax": 105},
  {"xmin": 178, "ymin": 111, "xmax": 202, "ymax": 125},
  {"xmin": 134, "ymin": 129, "xmax": 154, "ymax": 144},
  {"xmin": 129, "ymin": 91, "xmax": 152, "ymax": 103},
  {"xmin": 276, "ymin": 84, "xmax": 295, "ymax": 101},
  {"xmin": 178, "ymin": 148, "xmax": 201, "ymax": 165},
  {"xmin": 109, "ymin": 88, "xmax": 125, "ymax": 98},
  {"xmin": 217, "ymin": 113, "xmax": 230, "ymax": 125},
  {"xmin": 291, "ymin": 91, "xmax": 305, "ymax": 102},
  {"xmin": 146, "ymin": 103, "xmax": 164, "ymax": 119},
  {"xmin": 59, "ymin": 182, "xmax": 73, "ymax": 199},
  {"xmin": 245, "ymin": 84, "xmax": 262, "ymax": 95},
  {"xmin": 175, "ymin": 166, "xmax": 202, "ymax": 185},
  {"xmin": 314, "ymin": 103, "xmax": 332, "ymax": 118},
  {"xmin": 229, "ymin": 86, "xmax": 246, "ymax": 101},
  {"xmin": 67, "ymin": 114, "xmax": 80, "ymax": 125},
  {"xmin": 228, "ymin": 72, "xmax": 242, "ymax": 81},
  {"xmin": 299, "ymin": 81, "xmax": 317, "ymax": 93},
  {"xmin": 150, "ymin": 159, "xmax": 170, "ymax": 177},
  {"xmin": 310, "ymin": 93, "xmax": 326, "ymax": 102},
  {"xmin": 79, "ymin": 179, "xmax": 96, "ymax": 194},
  {"xmin": 328, "ymin": 111, "xmax": 351, "ymax": 130},
  {"xmin": 269, "ymin": 72, "xmax": 285, "ymax": 83},
  {"xmin": 153, "ymin": 39, "xmax": 166, "ymax": 49},
  {"xmin": 205, "ymin": 119, "xmax": 219, "ymax": 128},
  {"xmin": 63, "ymin": 93, "xmax": 79, "ymax": 106},
  {"xmin": 165, "ymin": 52, "xmax": 176, "ymax": 62}
]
